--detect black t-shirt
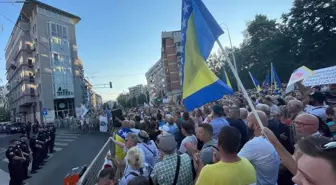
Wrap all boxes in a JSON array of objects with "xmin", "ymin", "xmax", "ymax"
[
  {"xmin": 324, "ymin": 91, "xmax": 336, "ymax": 106},
  {"xmin": 227, "ymin": 118, "xmax": 248, "ymax": 150}
]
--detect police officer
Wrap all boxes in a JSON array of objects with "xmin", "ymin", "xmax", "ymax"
[
  {"xmin": 32, "ymin": 122, "xmax": 39, "ymax": 134},
  {"xmin": 30, "ymin": 134, "xmax": 42, "ymax": 174},
  {"xmin": 48, "ymin": 123, "xmax": 56, "ymax": 153},
  {"xmin": 37, "ymin": 126, "xmax": 47, "ymax": 166},
  {"xmin": 18, "ymin": 134, "xmax": 32, "ymax": 180},
  {"xmin": 6, "ymin": 139, "xmax": 25, "ymax": 185}
]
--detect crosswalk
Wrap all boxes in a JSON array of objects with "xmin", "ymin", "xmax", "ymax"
[{"xmin": 0, "ymin": 131, "xmax": 81, "ymax": 185}]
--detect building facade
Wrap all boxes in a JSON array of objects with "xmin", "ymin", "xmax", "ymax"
[
  {"xmin": 145, "ymin": 59, "xmax": 165, "ymax": 103},
  {"xmin": 161, "ymin": 31, "xmax": 182, "ymax": 101},
  {"xmin": 128, "ymin": 84, "xmax": 145, "ymax": 98},
  {"xmin": 5, "ymin": 1, "xmax": 84, "ymax": 123},
  {"xmin": 91, "ymin": 92, "xmax": 102, "ymax": 111},
  {"xmin": 82, "ymin": 77, "xmax": 93, "ymax": 109}
]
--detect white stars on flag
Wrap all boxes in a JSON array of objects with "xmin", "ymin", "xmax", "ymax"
[
  {"xmin": 183, "ymin": 1, "xmax": 191, "ymax": 15},
  {"xmin": 122, "ymin": 131, "xmax": 127, "ymax": 138},
  {"xmin": 182, "ymin": 19, "xmax": 187, "ymax": 29}
]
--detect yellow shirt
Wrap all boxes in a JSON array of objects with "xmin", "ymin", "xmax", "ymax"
[{"xmin": 195, "ymin": 158, "xmax": 256, "ymax": 185}]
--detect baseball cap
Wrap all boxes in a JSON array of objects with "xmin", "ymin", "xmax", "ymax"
[{"xmin": 157, "ymin": 133, "xmax": 177, "ymax": 153}]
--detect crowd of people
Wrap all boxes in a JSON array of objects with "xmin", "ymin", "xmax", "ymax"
[
  {"xmin": 5, "ymin": 122, "xmax": 56, "ymax": 185},
  {"xmin": 96, "ymin": 83, "xmax": 336, "ymax": 185}
]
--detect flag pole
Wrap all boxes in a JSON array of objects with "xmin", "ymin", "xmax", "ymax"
[
  {"xmin": 217, "ymin": 40, "xmax": 265, "ymax": 130},
  {"xmin": 270, "ymin": 63, "xmax": 273, "ymax": 92}
]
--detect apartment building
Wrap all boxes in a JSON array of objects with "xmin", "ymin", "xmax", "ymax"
[
  {"xmin": 82, "ymin": 77, "xmax": 93, "ymax": 109},
  {"xmin": 145, "ymin": 59, "xmax": 165, "ymax": 103},
  {"xmin": 161, "ymin": 31, "xmax": 182, "ymax": 101},
  {"xmin": 128, "ymin": 84, "xmax": 145, "ymax": 97},
  {"xmin": 5, "ymin": 0, "xmax": 84, "ymax": 123},
  {"xmin": 91, "ymin": 92, "xmax": 102, "ymax": 111}
]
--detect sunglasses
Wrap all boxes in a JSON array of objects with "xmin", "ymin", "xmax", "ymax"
[{"xmin": 321, "ymin": 141, "xmax": 336, "ymax": 151}]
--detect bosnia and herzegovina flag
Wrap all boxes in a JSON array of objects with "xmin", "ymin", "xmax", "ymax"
[
  {"xmin": 115, "ymin": 128, "xmax": 132, "ymax": 160},
  {"xmin": 271, "ymin": 63, "xmax": 282, "ymax": 89},
  {"xmin": 263, "ymin": 71, "xmax": 270, "ymax": 87},
  {"xmin": 222, "ymin": 67, "xmax": 232, "ymax": 89},
  {"xmin": 248, "ymin": 71, "xmax": 262, "ymax": 92},
  {"xmin": 181, "ymin": 0, "xmax": 233, "ymax": 111}
]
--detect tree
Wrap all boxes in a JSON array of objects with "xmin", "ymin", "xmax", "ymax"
[
  {"xmin": 112, "ymin": 102, "xmax": 117, "ymax": 109},
  {"xmin": 117, "ymin": 93, "xmax": 130, "ymax": 108},
  {"xmin": 137, "ymin": 94, "xmax": 147, "ymax": 105},
  {"xmin": 282, "ymin": 0, "xmax": 336, "ymax": 70}
]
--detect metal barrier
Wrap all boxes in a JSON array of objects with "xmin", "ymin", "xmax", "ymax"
[{"xmin": 76, "ymin": 138, "xmax": 115, "ymax": 185}]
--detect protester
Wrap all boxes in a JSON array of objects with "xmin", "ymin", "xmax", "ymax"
[
  {"xmin": 179, "ymin": 120, "xmax": 197, "ymax": 156},
  {"xmin": 238, "ymin": 110, "xmax": 280, "ymax": 185},
  {"xmin": 118, "ymin": 147, "xmax": 150, "ymax": 185},
  {"xmin": 210, "ymin": 105, "xmax": 229, "ymax": 140},
  {"xmin": 194, "ymin": 126, "xmax": 256, "ymax": 185},
  {"xmin": 137, "ymin": 130, "xmax": 159, "ymax": 167},
  {"xmin": 150, "ymin": 132, "xmax": 194, "ymax": 185},
  {"xmin": 97, "ymin": 167, "xmax": 116, "ymax": 185}
]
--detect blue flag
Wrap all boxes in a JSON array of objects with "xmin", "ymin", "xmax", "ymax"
[{"xmin": 263, "ymin": 72, "xmax": 270, "ymax": 87}]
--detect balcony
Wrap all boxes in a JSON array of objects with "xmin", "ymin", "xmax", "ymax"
[
  {"xmin": 29, "ymin": 75, "xmax": 35, "ymax": 82},
  {"xmin": 27, "ymin": 43, "xmax": 36, "ymax": 53},
  {"xmin": 18, "ymin": 95, "xmax": 36, "ymax": 107}
]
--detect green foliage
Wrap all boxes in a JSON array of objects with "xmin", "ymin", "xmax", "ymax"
[
  {"xmin": 0, "ymin": 107, "xmax": 10, "ymax": 122},
  {"xmin": 137, "ymin": 93, "xmax": 147, "ymax": 105},
  {"xmin": 208, "ymin": 0, "xmax": 336, "ymax": 88}
]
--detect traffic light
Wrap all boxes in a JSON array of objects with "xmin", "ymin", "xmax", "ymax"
[{"xmin": 109, "ymin": 82, "xmax": 112, "ymax": 88}]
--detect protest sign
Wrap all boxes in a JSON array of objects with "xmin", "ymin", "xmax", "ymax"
[{"xmin": 303, "ymin": 66, "xmax": 336, "ymax": 86}]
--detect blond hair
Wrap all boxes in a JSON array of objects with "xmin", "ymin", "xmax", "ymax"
[{"xmin": 127, "ymin": 147, "xmax": 143, "ymax": 169}]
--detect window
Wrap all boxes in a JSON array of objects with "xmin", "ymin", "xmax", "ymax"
[
  {"xmin": 51, "ymin": 23, "xmax": 57, "ymax": 36},
  {"xmin": 62, "ymin": 26, "xmax": 67, "ymax": 39},
  {"xmin": 33, "ymin": 24, "xmax": 36, "ymax": 34},
  {"xmin": 28, "ymin": 59, "xmax": 33, "ymax": 66},
  {"xmin": 50, "ymin": 23, "xmax": 68, "ymax": 39},
  {"xmin": 53, "ymin": 53, "xmax": 59, "ymax": 61}
]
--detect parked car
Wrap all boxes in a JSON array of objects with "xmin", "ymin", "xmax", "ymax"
[
  {"xmin": 0, "ymin": 122, "xmax": 9, "ymax": 133},
  {"xmin": 6, "ymin": 122, "xmax": 24, "ymax": 134}
]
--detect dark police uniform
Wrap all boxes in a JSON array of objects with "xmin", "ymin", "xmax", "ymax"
[
  {"xmin": 30, "ymin": 135, "xmax": 42, "ymax": 173},
  {"xmin": 6, "ymin": 143, "xmax": 24, "ymax": 185},
  {"xmin": 49, "ymin": 124, "xmax": 56, "ymax": 153},
  {"xmin": 18, "ymin": 137, "xmax": 31, "ymax": 179},
  {"xmin": 32, "ymin": 123, "xmax": 39, "ymax": 134}
]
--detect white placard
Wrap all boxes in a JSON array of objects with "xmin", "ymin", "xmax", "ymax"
[
  {"xmin": 99, "ymin": 116, "xmax": 108, "ymax": 132},
  {"xmin": 303, "ymin": 66, "xmax": 336, "ymax": 86}
]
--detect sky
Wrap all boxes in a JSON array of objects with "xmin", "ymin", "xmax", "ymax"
[{"xmin": 0, "ymin": 0, "xmax": 293, "ymax": 101}]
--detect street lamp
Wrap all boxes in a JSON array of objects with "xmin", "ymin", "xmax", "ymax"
[
  {"xmin": 220, "ymin": 23, "xmax": 240, "ymax": 91},
  {"xmin": 220, "ymin": 23, "xmax": 237, "ymax": 73}
]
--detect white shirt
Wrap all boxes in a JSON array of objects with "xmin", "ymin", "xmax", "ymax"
[
  {"xmin": 138, "ymin": 140, "xmax": 160, "ymax": 167},
  {"xmin": 130, "ymin": 128, "xmax": 141, "ymax": 134},
  {"xmin": 238, "ymin": 136, "xmax": 280, "ymax": 185},
  {"xmin": 179, "ymin": 135, "xmax": 198, "ymax": 156}
]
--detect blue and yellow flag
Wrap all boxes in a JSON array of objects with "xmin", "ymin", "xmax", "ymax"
[
  {"xmin": 248, "ymin": 71, "xmax": 261, "ymax": 92},
  {"xmin": 222, "ymin": 67, "xmax": 232, "ymax": 89},
  {"xmin": 271, "ymin": 63, "xmax": 282, "ymax": 89},
  {"xmin": 115, "ymin": 128, "xmax": 133, "ymax": 160},
  {"xmin": 181, "ymin": 0, "xmax": 233, "ymax": 111},
  {"xmin": 263, "ymin": 71, "xmax": 270, "ymax": 87}
]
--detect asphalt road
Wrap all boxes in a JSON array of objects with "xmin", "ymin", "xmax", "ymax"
[{"xmin": 0, "ymin": 129, "xmax": 109, "ymax": 185}]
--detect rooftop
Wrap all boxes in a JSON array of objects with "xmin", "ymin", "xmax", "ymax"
[{"xmin": 5, "ymin": 0, "xmax": 81, "ymax": 51}]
